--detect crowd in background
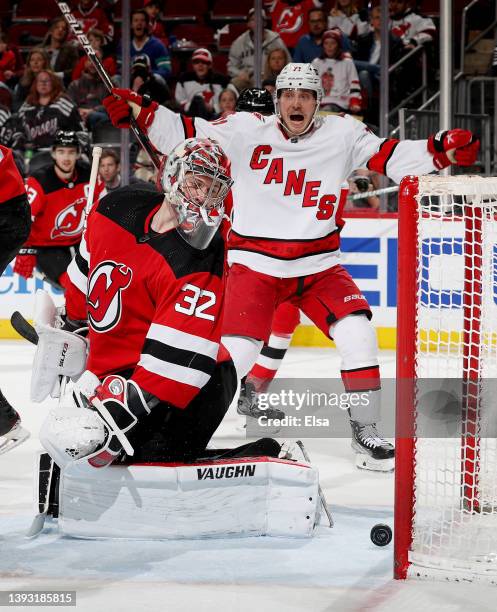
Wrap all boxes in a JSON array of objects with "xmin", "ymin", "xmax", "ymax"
[{"xmin": 0, "ymin": 0, "xmax": 477, "ymax": 210}]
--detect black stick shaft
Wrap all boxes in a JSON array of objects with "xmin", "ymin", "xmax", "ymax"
[{"xmin": 54, "ymin": 1, "xmax": 161, "ymax": 170}]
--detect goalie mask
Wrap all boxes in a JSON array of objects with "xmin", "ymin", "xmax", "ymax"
[{"xmin": 159, "ymin": 138, "xmax": 233, "ymax": 249}]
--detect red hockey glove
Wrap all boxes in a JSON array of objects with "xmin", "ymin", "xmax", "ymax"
[
  {"xmin": 102, "ymin": 88, "xmax": 158, "ymax": 131},
  {"xmin": 428, "ymin": 129, "xmax": 480, "ymax": 170},
  {"xmin": 13, "ymin": 248, "xmax": 37, "ymax": 279},
  {"xmin": 85, "ymin": 375, "xmax": 153, "ymax": 468}
]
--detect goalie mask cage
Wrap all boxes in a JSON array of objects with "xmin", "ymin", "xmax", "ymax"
[{"xmin": 394, "ymin": 174, "xmax": 497, "ymax": 583}]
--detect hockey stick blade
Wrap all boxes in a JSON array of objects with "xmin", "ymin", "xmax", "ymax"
[
  {"xmin": 10, "ymin": 311, "xmax": 39, "ymax": 345},
  {"xmin": 25, "ymin": 513, "xmax": 47, "ymax": 539}
]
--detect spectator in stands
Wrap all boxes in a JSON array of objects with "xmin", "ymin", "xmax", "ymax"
[
  {"xmin": 100, "ymin": 147, "xmax": 146, "ymax": 189},
  {"xmin": 312, "ymin": 29, "xmax": 362, "ymax": 114},
  {"xmin": 0, "ymin": 104, "xmax": 18, "ymax": 147},
  {"xmin": 389, "ymin": 0, "xmax": 436, "ymax": 49},
  {"xmin": 328, "ymin": 0, "xmax": 369, "ymax": 42},
  {"xmin": 270, "ymin": 0, "xmax": 324, "ymax": 51},
  {"xmin": 292, "ymin": 7, "xmax": 327, "ymax": 63},
  {"xmin": 0, "ymin": 32, "xmax": 23, "ymax": 89},
  {"xmin": 127, "ymin": 9, "xmax": 171, "ymax": 80},
  {"xmin": 354, "ymin": 6, "xmax": 405, "ymax": 111},
  {"xmin": 67, "ymin": 52, "xmax": 111, "ymax": 130},
  {"xmin": 73, "ymin": 0, "xmax": 114, "ymax": 43},
  {"xmin": 346, "ymin": 171, "xmax": 380, "ymax": 210},
  {"xmin": 143, "ymin": 0, "xmax": 169, "ymax": 46},
  {"xmin": 99, "ymin": 148, "xmax": 121, "ymax": 191},
  {"xmin": 132, "ymin": 149, "xmax": 157, "ymax": 183},
  {"xmin": 0, "ymin": 103, "xmax": 9, "ymax": 134},
  {"xmin": 42, "ymin": 17, "xmax": 79, "ymax": 87},
  {"xmin": 175, "ymin": 48, "xmax": 230, "ymax": 120},
  {"xmin": 228, "ymin": 8, "xmax": 289, "ymax": 92},
  {"xmin": 216, "ymin": 88, "xmax": 238, "ymax": 118},
  {"xmin": 12, "ymin": 49, "xmax": 50, "ymax": 112},
  {"xmin": 17, "ymin": 70, "xmax": 84, "ymax": 150},
  {"xmin": 0, "ymin": 34, "xmax": 16, "ymax": 88},
  {"xmin": 262, "ymin": 77, "xmax": 276, "ymax": 95},
  {"xmin": 72, "ymin": 29, "xmax": 117, "ymax": 81},
  {"xmin": 492, "ymin": 43, "xmax": 497, "ymax": 76},
  {"xmin": 131, "ymin": 54, "xmax": 171, "ymax": 106},
  {"xmin": 263, "ymin": 47, "xmax": 291, "ymax": 83}
]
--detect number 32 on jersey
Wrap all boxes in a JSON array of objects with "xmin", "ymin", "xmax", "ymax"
[{"xmin": 175, "ymin": 283, "xmax": 217, "ymax": 321}]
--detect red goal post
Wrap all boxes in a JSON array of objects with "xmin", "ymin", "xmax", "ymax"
[{"xmin": 394, "ymin": 174, "xmax": 497, "ymax": 582}]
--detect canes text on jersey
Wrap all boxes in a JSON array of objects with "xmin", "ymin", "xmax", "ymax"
[{"xmin": 250, "ymin": 145, "xmax": 337, "ymax": 220}]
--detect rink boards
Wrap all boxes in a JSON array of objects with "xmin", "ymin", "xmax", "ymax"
[{"xmin": 1, "ymin": 214, "xmax": 482, "ymax": 349}]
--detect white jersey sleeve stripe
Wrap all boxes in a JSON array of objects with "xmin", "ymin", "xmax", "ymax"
[
  {"xmin": 67, "ymin": 257, "xmax": 87, "ymax": 294},
  {"xmin": 138, "ymin": 353, "xmax": 211, "ymax": 388}
]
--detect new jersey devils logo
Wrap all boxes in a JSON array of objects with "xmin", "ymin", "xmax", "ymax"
[
  {"xmin": 51, "ymin": 197, "xmax": 87, "ymax": 239},
  {"xmin": 88, "ymin": 261, "xmax": 133, "ymax": 333},
  {"xmin": 277, "ymin": 8, "xmax": 303, "ymax": 35}
]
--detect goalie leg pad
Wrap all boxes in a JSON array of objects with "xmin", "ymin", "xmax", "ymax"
[{"xmin": 58, "ymin": 456, "xmax": 320, "ymax": 539}]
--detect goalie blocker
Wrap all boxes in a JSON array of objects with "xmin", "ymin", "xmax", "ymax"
[{"xmin": 32, "ymin": 442, "xmax": 320, "ymax": 539}]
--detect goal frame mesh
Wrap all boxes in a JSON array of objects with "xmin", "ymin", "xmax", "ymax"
[{"xmin": 394, "ymin": 174, "xmax": 497, "ymax": 582}]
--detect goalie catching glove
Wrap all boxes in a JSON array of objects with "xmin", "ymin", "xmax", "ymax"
[
  {"xmin": 428, "ymin": 129, "xmax": 480, "ymax": 170},
  {"xmin": 41, "ymin": 371, "xmax": 159, "ymax": 469},
  {"xmin": 103, "ymin": 88, "xmax": 158, "ymax": 132}
]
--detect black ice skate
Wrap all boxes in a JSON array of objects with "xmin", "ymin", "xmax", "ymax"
[
  {"xmin": 350, "ymin": 421, "xmax": 394, "ymax": 472},
  {"xmin": 0, "ymin": 391, "xmax": 30, "ymax": 456},
  {"xmin": 237, "ymin": 380, "xmax": 285, "ymax": 420}
]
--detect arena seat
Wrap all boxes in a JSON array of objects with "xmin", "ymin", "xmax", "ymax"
[
  {"xmin": 163, "ymin": 0, "xmax": 208, "ymax": 23},
  {"xmin": 171, "ymin": 24, "xmax": 216, "ymax": 49},
  {"xmin": 210, "ymin": 0, "xmax": 253, "ymax": 23},
  {"xmin": 13, "ymin": 0, "xmax": 60, "ymax": 22},
  {"xmin": 212, "ymin": 52, "xmax": 229, "ymax": 75},
  {"xmin": 8, "ymin": 22, "xmax": 47, "ymax": 45}
]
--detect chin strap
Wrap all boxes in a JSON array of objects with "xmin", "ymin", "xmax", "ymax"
[{"xmin": 277, "ymin": 117, "xmax": 317, "ymax": 140}]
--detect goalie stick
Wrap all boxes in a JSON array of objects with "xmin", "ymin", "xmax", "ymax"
[
  {"xmin": 296, "ymin": 440, "xmax": 334, "ymax": 528},
  {"xmin": 26, "ymin": 452, "xmax": 60, "ymax": 538},
  {"xmin": 86, "ymin": 146, "xmax": 102, "ymax": 218},
  {"xmin": 53, "ymin": 1, "xmax": 161, "ymax": 170},
  {"xmin": 10, "ymin": 311, "xmax": 38, "ymax": 345}
]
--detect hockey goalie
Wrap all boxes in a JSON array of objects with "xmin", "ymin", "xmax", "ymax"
[{"xmin": 29, "ymin": 137, "xmax": 320, "ymax": 539}]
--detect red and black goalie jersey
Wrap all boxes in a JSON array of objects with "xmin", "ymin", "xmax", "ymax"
[
  {"xmin": 66, "ymin": 185, "xmax": 227, "ymax": 409},
  {"xmin": 24, "ymin": 162, "xmax": 104, "ymax": 248}
]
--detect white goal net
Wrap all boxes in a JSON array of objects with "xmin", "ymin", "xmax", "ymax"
[{"xmin": 395, "ymin": 174, "xmax": 497, "ymax": 582}]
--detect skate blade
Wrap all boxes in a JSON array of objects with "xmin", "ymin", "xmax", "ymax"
[
  {"xmin": 0, "ymin": 425, "xmax": 30, "ymax": 456},
  {"xmin": 355, "ymin": 452, "xmax": 395, "ymax": 472}
]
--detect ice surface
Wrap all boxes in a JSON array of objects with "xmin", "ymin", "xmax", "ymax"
[{"xmin": 1, "ymin": 342, "xmax": 496, "ymax": 611}]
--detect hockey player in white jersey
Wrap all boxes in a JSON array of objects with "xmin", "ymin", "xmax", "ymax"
[{"xmin": 103, "ymin": 63, "xmax": 479, "ymax": 471}]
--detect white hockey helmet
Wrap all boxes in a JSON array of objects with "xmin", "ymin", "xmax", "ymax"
[
  {"xmin": 274, "ymin": 63, "xmax": 322, "ymax": 134},
  {"xmin": 159, "ymin": 137, "xmax": 233, "ymax": 249}
]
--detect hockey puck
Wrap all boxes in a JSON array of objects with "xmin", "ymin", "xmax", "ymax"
[{"xmin": 370, "ymin": 523, "xmax": 392, "ymax": 547}]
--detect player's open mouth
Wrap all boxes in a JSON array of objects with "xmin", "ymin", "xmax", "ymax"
[{"xmin": 289, "ymin": 114, "xmax": 304, "ymax": 122}]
